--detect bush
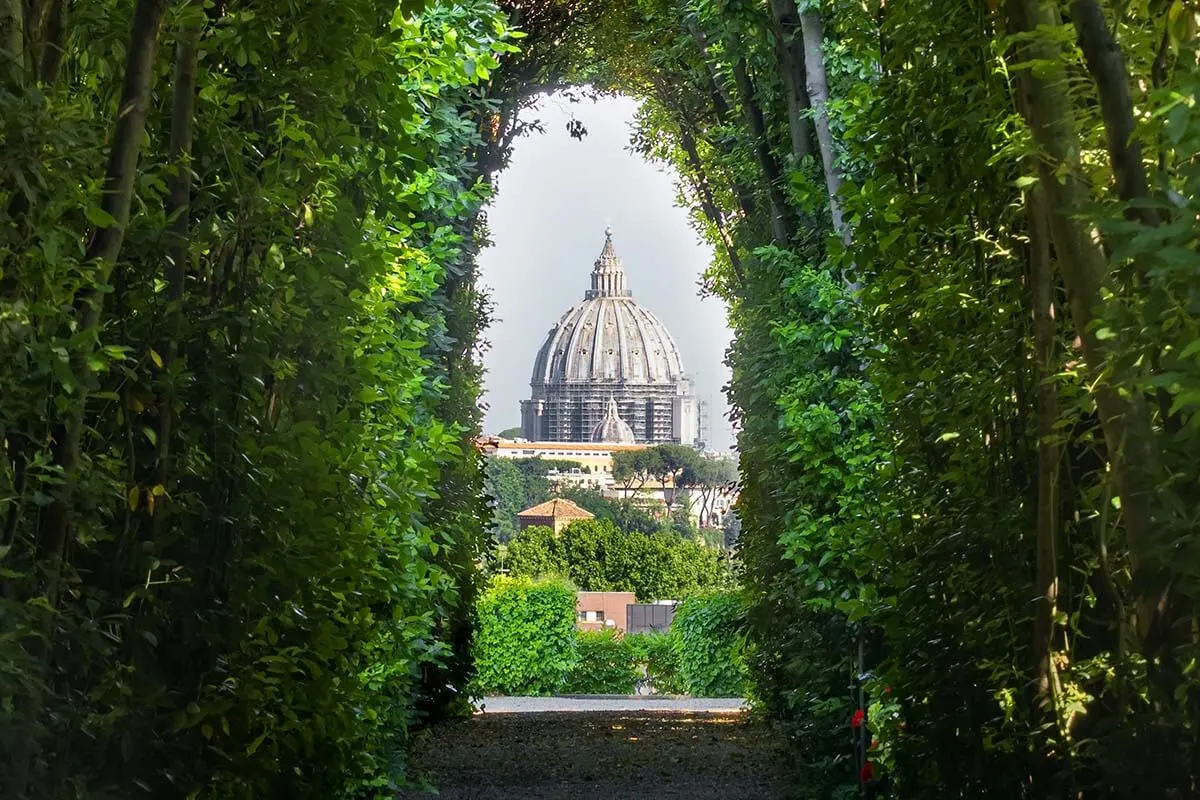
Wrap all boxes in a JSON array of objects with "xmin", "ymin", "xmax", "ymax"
[
  {"xmin": 627, "ymin": 632, "xmax": 686, "ymax": 695},
  {"xmin": 672, "ymin": 592, "xmax": 751, "ymax": 697},
  {"xmin": 472, "ymin": 577, "xmax": 578, "ymax": 695},
  {"xmin": 562, "ymin": 630, "xmax": 640, "ymax": 694}
]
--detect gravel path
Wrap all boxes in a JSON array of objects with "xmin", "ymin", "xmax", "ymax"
[
  {"xmin": 476, "ymin": 695, "xmax": 746, "ymax": 713},
  {"xmin": 399, "ymin": 707, "xmax": 793, "ymax": 800}
]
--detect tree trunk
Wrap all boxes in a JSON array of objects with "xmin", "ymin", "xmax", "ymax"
[
  {"xmin": 672, "ymin": 106, "xmax": 744, "ymax": 281},
  {"xmin": 35, "ymin": 0, "xmax": 63, "ymax": 85},
  {"xmin": 1028, "ymin": 185, "xmax": 1060, "ymax": 720},
  {"xmin": 156, "ymin": 3, "xmax": 204, "ymax": 491},
  {"xmin": 36, "ymin": 0, "xmax": 168, "ymax": 601},
  {"xmin": 1007, "ymin": 0, "xmax": 1167, "ymax": 653},
  {"xmin": 767, "ymin": 0, "xmax": 814, "ymax": 163},
  {"xmin": 0, "ymin": 0, "xmax": 22, "ymax": 65},
  {"xmin": 679, "ymin": 17, "xmax": 761, "ymax": 223},
  {"xmin": 1070, "ymin": 0, "xmax": 1159, "ymax": 225},
  {"xmin": 730, "ymin": 56, "xmax": 792, "ymax": 245},
  {"xmin": 798, "ymin": 7, "xmax": 849, "ymax": 247}
]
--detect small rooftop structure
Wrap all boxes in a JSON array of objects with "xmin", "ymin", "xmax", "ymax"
[{"xmin": 517, "ymin": 497, "xmax": 595, "ymax": 534}]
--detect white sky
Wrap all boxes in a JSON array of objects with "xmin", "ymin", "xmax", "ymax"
[{"xmin": 476, "ymin": 93, "xmax": 735, "ymax": 450}]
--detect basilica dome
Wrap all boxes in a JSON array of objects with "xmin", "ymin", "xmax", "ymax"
[
  {"xmin": 520, "ymin": 229, "xmax": 699, "ymax": 446},
  {"xmin": 529, "ymin": 231, "xmax": 685, "ymax": 387}
]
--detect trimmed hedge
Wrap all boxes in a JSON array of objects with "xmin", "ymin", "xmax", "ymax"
[
  {"xmin": 472, "ymin": 577, "xmax": 578, "ymax": 695},
  {"xmin": 627, "ymin": 632, "xmax": 685, "ymax": 695},
  {"xmin": 471, "ymin": 585, "xmax": 750, "ymax": 698},
  {"xmin": 562, "ymin": 630, "xmax": 640, "ymax": 694},
  {"xmin": 671, "ymin": 592, "xmax": 751, "ymax": 697}
]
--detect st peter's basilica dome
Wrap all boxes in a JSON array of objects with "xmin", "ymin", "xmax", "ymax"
[{"xmin": 520, "ymin": 229, "xmax": 698, "ymax": 445}]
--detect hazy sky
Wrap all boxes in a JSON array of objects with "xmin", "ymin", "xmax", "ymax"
[{"xmin": 476, "ymin": 93, "xmax": 735, "ymax": 450}]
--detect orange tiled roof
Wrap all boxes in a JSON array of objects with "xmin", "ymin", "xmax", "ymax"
[{"xmin": 517, "ymin": 498, "xmax": 596, "ymax": 520}]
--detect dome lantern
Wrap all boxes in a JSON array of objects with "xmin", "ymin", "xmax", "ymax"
[{"xmin": 586, "ymin": 227, "xmax": 630, "ymax": 299}]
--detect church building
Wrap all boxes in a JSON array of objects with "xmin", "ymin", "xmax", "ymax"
[{"xmin": 520, "ymin": 229, "xmax": 700, "ymax": 446}]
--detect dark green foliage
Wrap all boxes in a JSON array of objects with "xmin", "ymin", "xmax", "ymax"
[
  {"xmin": 0, "ymin": 2, "xmax": 515, "ymax": 796},
  {"xmin": 671, "ymin": 593, "xmax": 751, "ymax": 699},
  {"xmin": 560, "ymin": 0, "xmax": 1200, "ymax": 793},
  {"xmin": 505, "ymin": 518, "xmax": 727, "ymax": 601},
  {"xmin": 562, "ymin": 629, "xmax": 640, "ymax": 695},
  {"xmin": 472, "ymin": 577, "xmax": 579, "ymax": 696},
  {"xmin": 483, "ymin": 457, "xmax": 528, "ymax": 542},
  {"xmin": 503, "ymin": 524, "xmax": 569, "ymax": 578}
]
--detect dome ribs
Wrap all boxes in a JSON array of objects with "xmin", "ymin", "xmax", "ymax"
[{"xmin": 519, "ymin": 228, "xmax": 699, "ymax": 446}]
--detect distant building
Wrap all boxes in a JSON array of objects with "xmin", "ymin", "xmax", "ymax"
[
  {"xmin": 516, "ymin": 497, "xmax": 594, "ymax": 534},
  {"xmin": 575, "ymin": 592, "xmax": 678, "ymax": 634},
  {"xmin": 482, "ymin": 438, "xmax": 644, "ymax": 477},
  {"xmin": 521, "ymin": 229, "xmax": 700, "ymax": 446},
  {"xmin": 575, "ymin": 591, "xmax": 636, "ymax": 632}
]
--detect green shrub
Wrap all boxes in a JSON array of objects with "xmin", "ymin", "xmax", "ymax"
[
  {"xmin": 627, "ymin": 631, "xmax": 686, "ymax": 695},
  {"xmin": 562, "ymin": 630, "xmax": 640, "ymax": 694},
  {"xmin": 472, "ymin": 577, "xmax": 578, "ymax": 695},
  {"xmin": 671, "ymin": 592, "xmax": 751, "ymax": 697}
]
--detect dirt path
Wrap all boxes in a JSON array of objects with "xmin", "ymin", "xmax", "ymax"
[{"xmin": 399, "ymin": 710, "xmax": 794, "ymax": 799}]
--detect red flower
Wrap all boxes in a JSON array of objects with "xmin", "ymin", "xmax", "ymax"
[
  {"xmin": 851, "ymin": 709, "xmax": 865, "ymax": 728},
  {"xmin": 860, "ymin": 761, "xmax": 875, "ymax": 783},
  {"xmin": 884, "ymin": 686, "xmax": 892, "ymax": 695}
]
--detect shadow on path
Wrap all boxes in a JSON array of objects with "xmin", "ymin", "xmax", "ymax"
[{"xmin": 399, "ymin": 710, "xmax": 793, "ymax": 799}]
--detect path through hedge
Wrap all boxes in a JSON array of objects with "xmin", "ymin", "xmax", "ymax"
[{"xmin": 398, "ymin": 710, "xmax": 792, "ymax": 799}]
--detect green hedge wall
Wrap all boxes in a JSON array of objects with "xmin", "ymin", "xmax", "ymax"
[
  {"xmin": 472, "ymin": 577, "xmax": 578, "ymax": 695},
  {"xmin": 671, "ymin": 592, "xmax": 751, "ymax": 698}
]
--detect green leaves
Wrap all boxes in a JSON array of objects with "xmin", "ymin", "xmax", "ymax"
[
  {"xmin": 472, "ymin": 577, "xmax": 579, "ymax": 696},
  {"xmin": 671, "ymin": 592, "xmax": 751, "ymax": 698},
  {"xmin": 561, "ymin": 629, "xmax": 640, "ymax": 694},
  {"xmin": 1, "ymin": 0, "xmax": 518, "ymax": 796}
]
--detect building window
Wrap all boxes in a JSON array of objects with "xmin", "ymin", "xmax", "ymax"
[{"xmin": 577, "ymin": 610, "xmax": 605, "ymax": 623}]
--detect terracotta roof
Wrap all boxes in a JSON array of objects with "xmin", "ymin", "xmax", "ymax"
[{"xmin": 517, "ymin": 498, "xmax": 595, "ymax": 520}]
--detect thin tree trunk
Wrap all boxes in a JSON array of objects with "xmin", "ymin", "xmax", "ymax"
[
  {"xmin": 678, "ymin": 123, "xmax": 744, "ymax": 281},
  {"xmin": 0, "ymin": 0, "xmax": 22, "ymax": 65},
  {"xmin": 36, "ymin": 0, "xmax": 168, "ymax": 602},
  {"xmin": 679, "ymin": 18, "xmax": 760, "ymax": 222},
  {"xmin": 1070, "ymin": 0, "xmax": 1159, "ymax": 225},
  {"xmin": 730, "ymin": 56, "xmax": 792, "ymax": 245},
  {"xmin": 1007, "ymin": 0, "xmax": 1167, "ymax": 653},
  {"xmin": 35, "ymin": 0, "xmax": 62, "ymax": 84},
  {"xmin": 768, "ymin": 0, "xmax": 814, "ymax": 163},
  {"xmin": 156, "ymin": 4, "xmax": 204, "ymax": 491},
  {"xmin": 1028, "ymin": 185, "xmax": 1060, "ymax": 718},
  {"xmin": 798, "ymin": 7, "xmax": 849, "ymax": 247}
]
